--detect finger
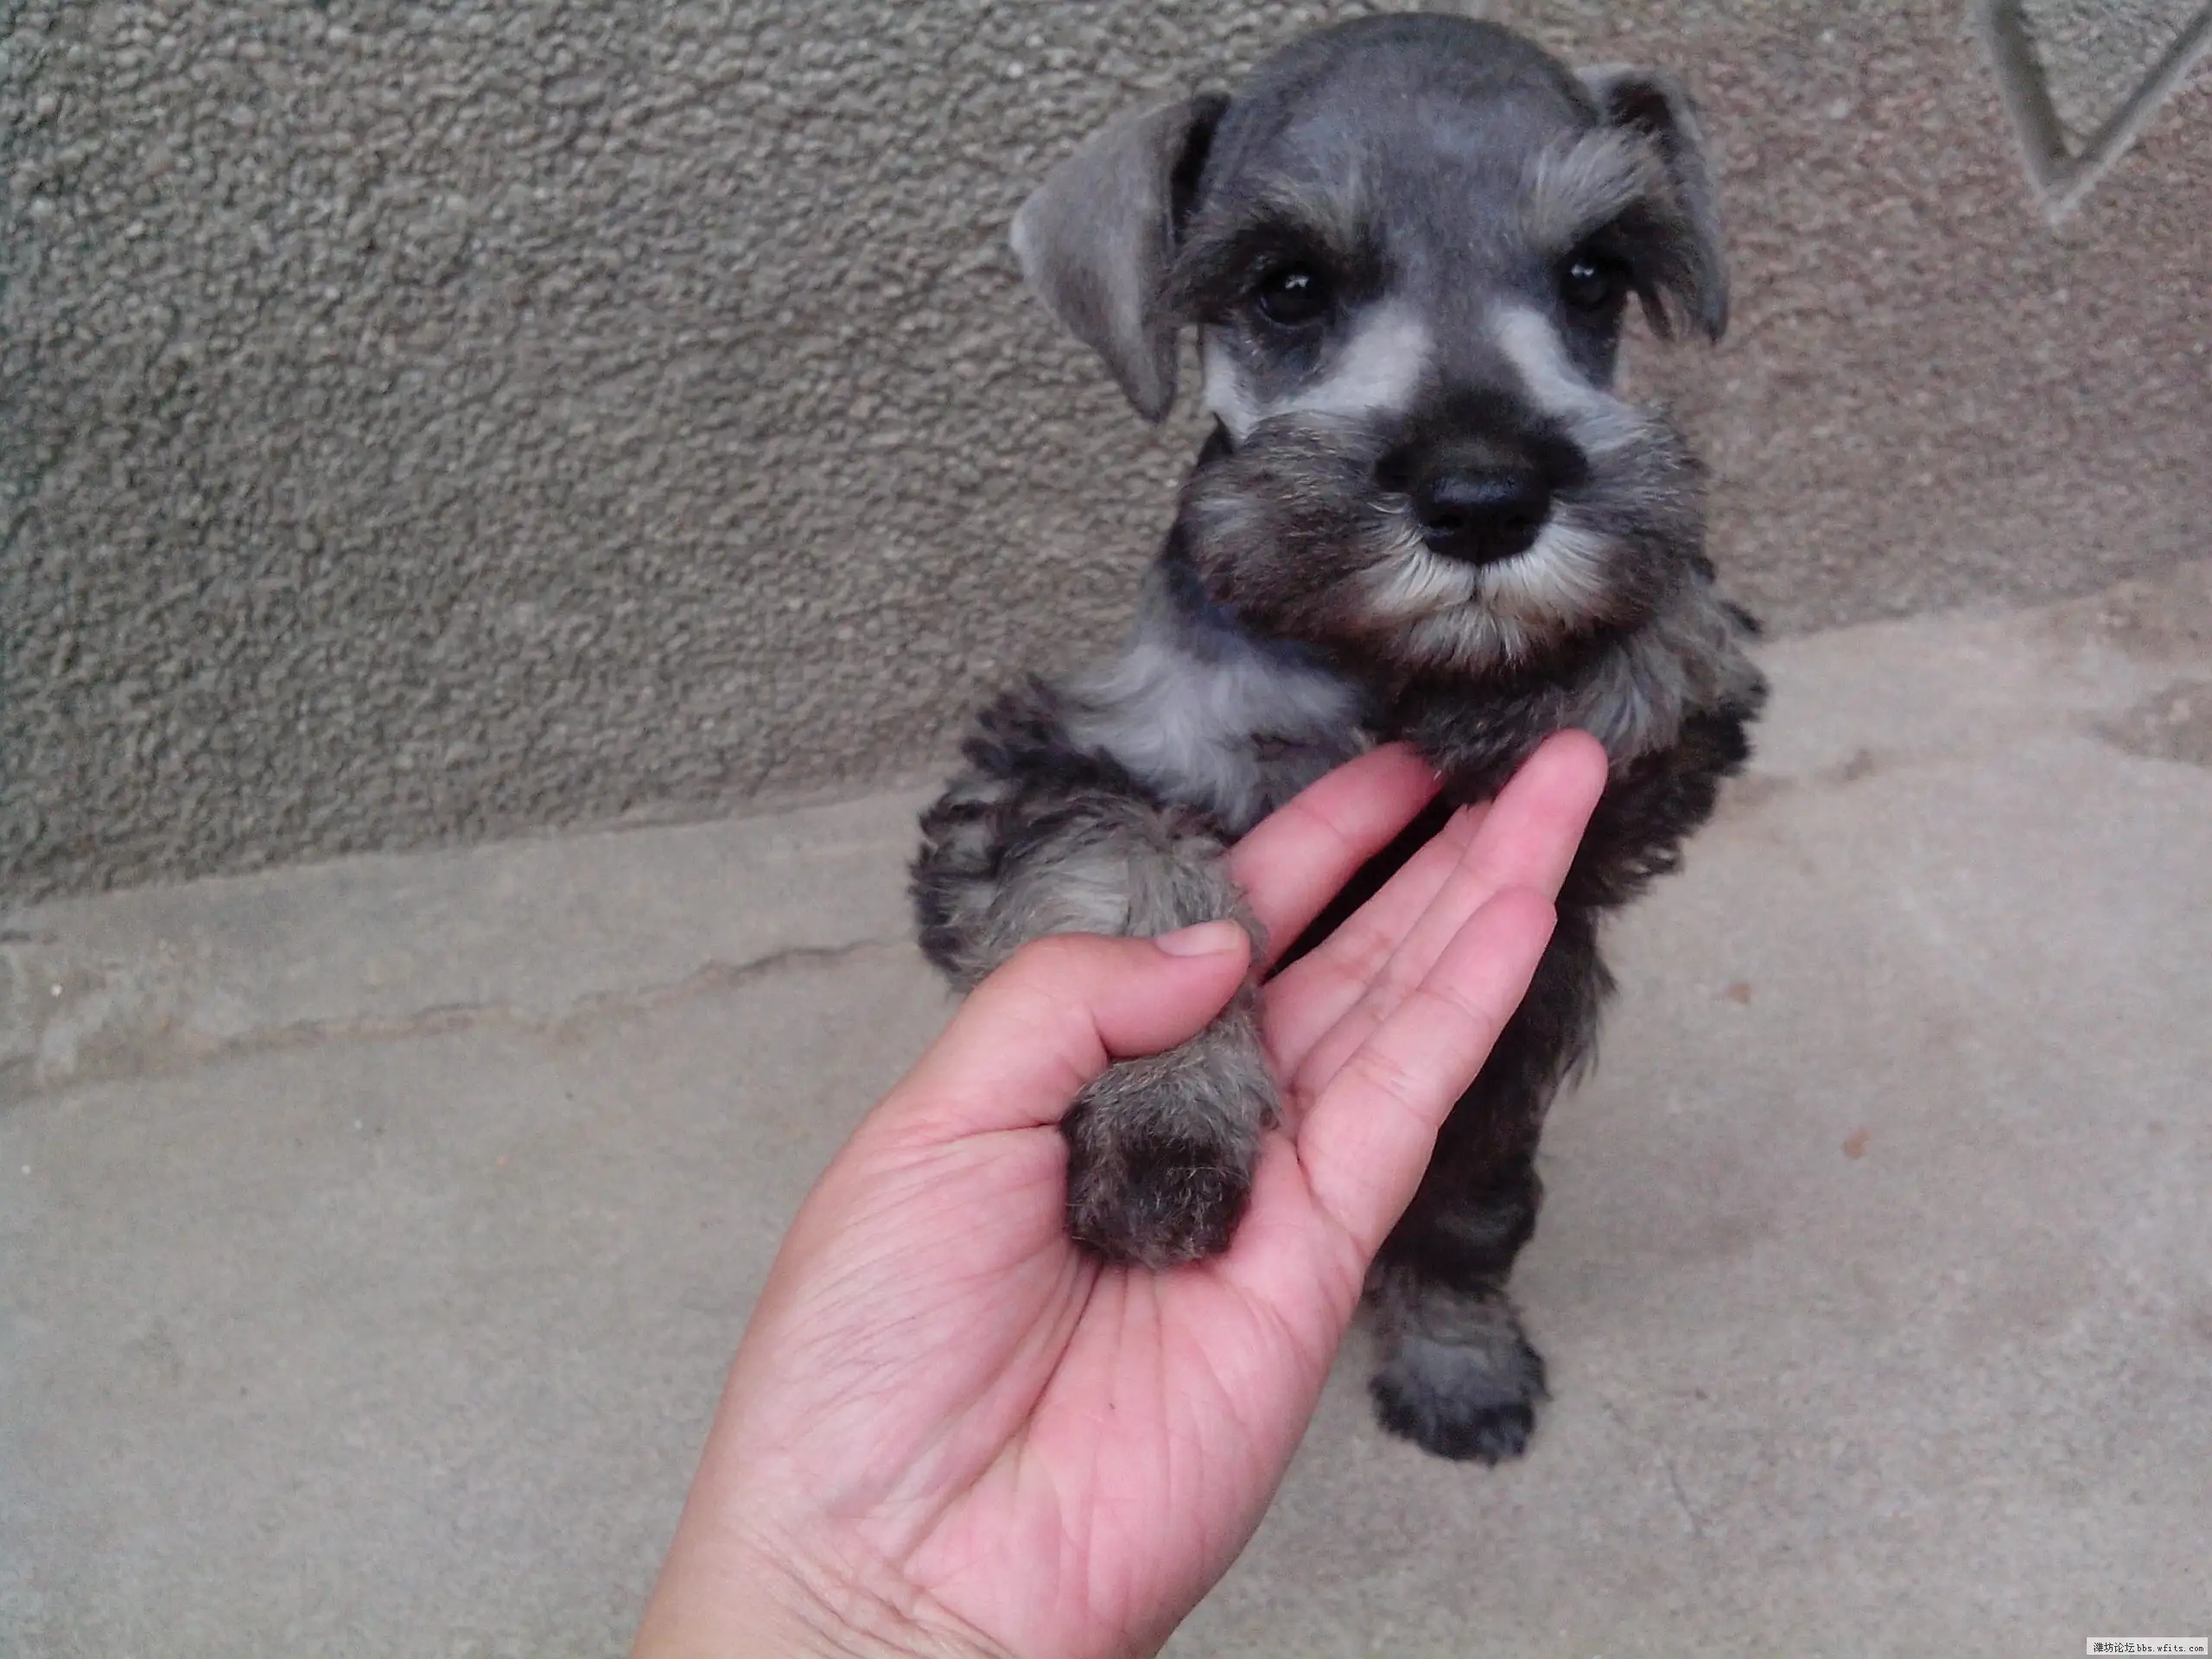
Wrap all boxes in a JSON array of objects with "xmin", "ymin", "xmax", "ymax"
[
  {"xmin": 1259, "ymin": 802, "xmax": 1485, "ymax": 1077},
  {"xmin": 1362, "ymin": 731, "xmax": 1605, "ymax": 978},
  {"xmin": 1224, "ymin": 745, "xmax": 1442, "ymax": 969},
  {"xmin": 1296, "ymin": 888, "xmax": 1557, "ymax": 1265},
  {"xmin": 886, "ymin": 924, "xmax": 1252, "ymax": 1140},
  {"xmin": 1279, "ymin": 732, "xmax": 1606, "ymax": 1094}
]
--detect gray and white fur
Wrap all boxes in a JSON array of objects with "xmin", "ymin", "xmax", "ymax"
[{"xmin": 914, "ymin": 14, "xmax": 1765, "ymax": 1461}]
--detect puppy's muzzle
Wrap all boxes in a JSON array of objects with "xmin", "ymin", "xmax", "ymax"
[{"xmin": 1379, "ymin": 426, "xmax": 1591, "ymax": 567}]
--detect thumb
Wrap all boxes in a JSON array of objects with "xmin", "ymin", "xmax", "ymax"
[{"xmin": 887, "ymin": 922, "xmax": 1254, "ymax": 1139}]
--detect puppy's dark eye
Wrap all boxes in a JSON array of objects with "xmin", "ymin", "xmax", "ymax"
[
  {"xmin": 1560, "ymin": 252, "xmax": 1627, "ymax": 315},
  {"xmin": 1251, "ymin": 265, "xmax": 1331, "ymax": 329}
]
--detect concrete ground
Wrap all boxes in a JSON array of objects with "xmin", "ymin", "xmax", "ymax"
[{"xmin": 5, "ymin": 564, "xmax": 2210, "ymax": 1657}]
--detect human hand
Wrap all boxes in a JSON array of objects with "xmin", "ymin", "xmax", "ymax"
[{"xmin": 632, "ymin": 733, "xmax": 1608, "ymax": 1659}]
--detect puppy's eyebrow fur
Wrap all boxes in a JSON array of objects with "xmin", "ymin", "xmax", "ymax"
[
  {"xmin": 1162, "ymin": 175, "xmax": 1380, "ymax": 319},
  {"xmin": 1521, "ymin": 127, "xmax": 1666, "ymax": 253}
]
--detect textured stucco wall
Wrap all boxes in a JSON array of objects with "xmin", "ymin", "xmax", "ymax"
[
  {"xmin": 3, "ymin": 1, "xmax": 2209, "ymax": 899},
  {"xmin": 2024, "ymin": 0, "xmax": 2209, "ymax": 140}
]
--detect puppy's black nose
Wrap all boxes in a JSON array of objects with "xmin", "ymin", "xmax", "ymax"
[{"xmin": 1411, "ymin": 466, "xmax": 1551, "ymax": 565}]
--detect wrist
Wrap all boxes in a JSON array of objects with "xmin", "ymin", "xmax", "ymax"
[
  {"xmin": 637, "ymin": 1516, "xmax": 1007, "ymax": 1659},
  {"xmin": 749, "ymin": 1548, "xmax": 995, "ymax": 1659}
]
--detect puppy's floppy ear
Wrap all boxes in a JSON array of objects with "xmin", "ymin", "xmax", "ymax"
[
  {"xmin": 1577, "ymin": 66, "xmax": 1728, "ymax": 342},
  {"xmin": 1010, "ymin": 92, "xmax": 1230, "ymax": 422}
]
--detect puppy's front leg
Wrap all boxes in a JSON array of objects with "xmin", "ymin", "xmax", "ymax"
[{"xmin": 915, "ymin": 785, "xmax": 1274, "ymax": 1267}]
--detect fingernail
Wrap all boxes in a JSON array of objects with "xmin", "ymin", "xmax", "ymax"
[{"xmin": 1153, "ymin": 919, "xmax": 1246, "ymax": 957}]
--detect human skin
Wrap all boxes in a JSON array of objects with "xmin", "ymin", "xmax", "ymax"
[{"xmin": 633, "ymin": 733, "xmax": 1609, "ymax": 1659}]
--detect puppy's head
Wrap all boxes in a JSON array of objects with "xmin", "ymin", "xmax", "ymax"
[{"xmin": 1012, "ymin": 13, "xmax": 1728, "ymax": 677}]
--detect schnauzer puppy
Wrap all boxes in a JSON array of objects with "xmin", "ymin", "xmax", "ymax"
[{"xmin": 912, "ymin": 13, "xmax": 1765, "ymax": 1462}]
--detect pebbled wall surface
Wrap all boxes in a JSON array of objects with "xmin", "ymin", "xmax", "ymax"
[{"xmin": 4, "ymin": 0, "xmax": 2209, "ymax": 898}]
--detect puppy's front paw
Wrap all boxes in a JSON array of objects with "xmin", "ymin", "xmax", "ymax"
[
  {"xmin": 1060, "ymin": 1037, "xmax": 1273, "ymax": 1268},
  {"xmin": 1370, "ymin": 1319, "xmax": 1548, "ymax": 1463}
]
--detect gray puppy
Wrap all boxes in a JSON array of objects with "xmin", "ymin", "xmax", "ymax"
[{"xmin": 912, "ymin": 12, "xmax": 1765, "ymax": 1462}]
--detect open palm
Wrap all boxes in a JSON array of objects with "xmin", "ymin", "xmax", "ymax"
[{"xmin": 637, "ymin": 734, "xmax": 1607, "ymax": 1659}]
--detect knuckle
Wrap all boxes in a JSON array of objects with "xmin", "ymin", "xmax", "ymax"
[
  {"xmin": 1009, "ymin": 931, "xmax": 1098, "ymax": 979},
  {"xmin": 1325, "ymin": 922, "xmax": 1400, "ymax": 988},
  {"xmin": 1405, "ymin": 978, "xmax": 1495, "ymax": 1039},
  {"xmin": 1342, "ymin": 1041, "xmax": 1428, "ymax": 1116}
]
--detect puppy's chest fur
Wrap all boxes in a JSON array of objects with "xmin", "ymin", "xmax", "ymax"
[
  {"xmin": 1058, "ymin": 589, "xmax": 1370, "ymax": 836},
  {"xmin": 1057, "ymin": 563, "xmax": 1761, "ymax": 838}
]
